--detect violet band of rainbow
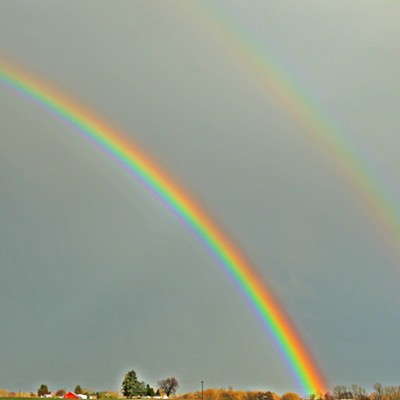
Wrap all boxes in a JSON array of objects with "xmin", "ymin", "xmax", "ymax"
[{"xmin": 0, "ymin": 59, "xmax": 327, "ymax": 394}]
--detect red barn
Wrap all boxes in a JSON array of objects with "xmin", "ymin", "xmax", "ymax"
[{"xmin": 64, "ymin": 393, "xmax": 79, "ymax": 399}]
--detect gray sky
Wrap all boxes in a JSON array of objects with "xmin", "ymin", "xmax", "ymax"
[{"xmin": 1, "ymin": 0, "xmax": 400, "ymax": 395}]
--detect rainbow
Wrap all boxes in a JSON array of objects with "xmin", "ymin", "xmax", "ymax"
[
  {"xmin": 0, "ymin": 58, "xmax": 327, "ymax": 394},
  {"xmin": 187, "ymin": 1, "xmax": 400, "ymax": 254}
]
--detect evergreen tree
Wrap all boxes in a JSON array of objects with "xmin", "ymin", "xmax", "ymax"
[
  {"xmin": 122, "ymin": 370, "xmax": 147, "ymax": 398},
  {"xmin": 146, "ymin": 384, "xmax": 155, "ymax": 397}
]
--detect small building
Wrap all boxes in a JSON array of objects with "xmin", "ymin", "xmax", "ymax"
[{"xmin": 64, "ymin": 393, "xmax": 80, "ymax": 399}]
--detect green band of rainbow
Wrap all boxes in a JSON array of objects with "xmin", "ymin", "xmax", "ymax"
[{"xmin": 0, "ymin": 58, "xmax": 327, "ymax": 394}]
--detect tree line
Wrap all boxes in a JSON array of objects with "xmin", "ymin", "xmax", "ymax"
[
  {"xmin": 0, "ymin": 370, "xmax": 179, "ymax": 399},
  {"xmin": 2, "ymin": 382, "xmax": 400, "ymax": 400},
  {"xmin": 326, "ymin": 384, "xmax": 400, "ymax": 400},
  {"xmin": 175, "ymin": 384, "xmax": 400, "ymax": 400}
]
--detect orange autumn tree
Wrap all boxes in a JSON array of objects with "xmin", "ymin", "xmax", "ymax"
[{"xmin": 281, "ymin": 393, "xmax": 301, "ymax": 400}]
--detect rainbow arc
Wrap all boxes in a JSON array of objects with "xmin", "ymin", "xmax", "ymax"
[{"xmin": 0, "ymin": 58, "xmax": 327, "ymax": 394}]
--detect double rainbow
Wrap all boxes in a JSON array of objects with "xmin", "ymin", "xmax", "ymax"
[{"xmin": 0, "ymin": 58, "xmax": 327, "ymax": 394}]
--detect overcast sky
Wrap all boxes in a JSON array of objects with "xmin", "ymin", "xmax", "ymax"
[{"xmin": 1, "ymin": 0, "xmax": 400, "ymax": 396}]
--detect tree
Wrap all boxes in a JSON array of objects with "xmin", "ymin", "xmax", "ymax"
[
  {"xmin": 146, "ymin": 384, "xmax": 155, "ymax": 397},
  {"xmin": 157, "ymin": 378, "xmax": 179, "ymax": 397},
  {"xmin": 75, "ymin": 386, "xmax": 83, "ymax": 395},
  {"xmin": 246, "ymin": 392, "xmax": 275, "ymax": 400},
  {"xmin": 333, "ymin": 386, "xmax": 352, "ymax": 400},
  {"xmin": 374, "ymin": 384, "xmax": 383, "ymax": 400},
  {"xmin": 122, "ymin": 370, "xmax": 147, "ymax": 398},
  {"xmin": 55, "ymin": 389, "xmax": 66, "ymax": 397},
  {"xmin": 281, "ymin": 393, "xmax": 301, "ymax": 400},
  {"xmin": 350, "ymin": 385, "xmax": 367, "ymax": 400},
  {"xmin": 38, "ymin": 385, "xmax": 50, "ymax": 397}
]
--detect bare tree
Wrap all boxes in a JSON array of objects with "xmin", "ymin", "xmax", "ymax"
[
  {"xmin": 157, "ymin": 377, "xmax": 179, "ymax": 397},
  {"xmin": 333, "ymin": 386, "xmax": 352, "ymax": 400},
  {"xmin": 351, "ymin": 385, "xmax": 367, "ymax": 400}
]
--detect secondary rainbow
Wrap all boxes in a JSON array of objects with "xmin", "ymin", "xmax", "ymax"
[
  {"xmin": 0, "ymin": 59, "xmax": 327, "ymax": 394},
  {"xmin": 188, "ymin": 1, "xmax": 400, "ymax": 257}
]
